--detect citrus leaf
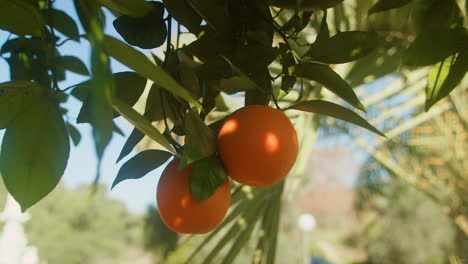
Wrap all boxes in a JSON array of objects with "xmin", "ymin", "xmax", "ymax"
[
  {"xmin": 287, "ymin": 100, "xmax": 385, "ymax": 137},
  {"xmin": 179, "ymin": 108, "xmax": 216, "ymax": 169},
  {"xmin": 415, "ymin": 0, "xmax": 463, "ymax": 32},
  {"xmin": 0, "ymin": 38, "xmax": 47, "ymax": 55},
  {"xmin": 403, "ymin": 27, "xmax": 467, "ymax": 66},
  {"xmin": 306, "ymin": 31, "xmax": 379, "ymax": 64},
  {"xmin": 103, "ymin": 35, "xmax": 201, "ymax": 108},
  {"xmin": 58, "ymin": 56, "xmax": 89, "ymax": 76},
  {"xmin": 66, "ymin": 122, "xmax": 82, "ymax": 146},
  {"xmin": 113, "ymin": 2, "xmax": 167, "ymax": 49},
  {"xmin": 76, "ymin": 72, "xmax": 147, "ymax": 123},
  {"xmin": 346, "ymin": 47, "xmax": 403, "ymax": 87},
  {"xmin": 189, "ymin": 156, "xmax": 227, "ymax": 202},
  {"xmin": 98, "ymin": 0, "xmax": 152, "ymax": 17},
  {"xmin": 425, "ymin": 51, "xmax": 468, "ymax": 111},
  {"xmin": 368, "ymin": 0, "xmax": 412, "ymax": 14},
  {"xmin": 0, "ymin": 81, "xmax": 44, "ymax": 129},
  {"xmin": 75, "ymin": 0, "xmax": 115, "ymax": 159},
  {"xmin": 44, "ymin": 8, "xmax": 80, "ymax": 39},
  {"xmin": 0, "ymin": 99, "xmax": 70, "ymax": 211},
  {"xmin": 163, "ymin": 0, "xmax": 202, "ymax": 34},
  {"xmin": 0, "ymin": 0, "xmax": 45, "ymax": 37},
  {"xmin": 116, "ymin": 127, "xmax": 145, "ymax": 163},
  {"xmin": 292, "ymin": 63, "xmax": 366, "ymax": 112},
  {"xmin": 112, "ymin": 97, "xmax": 176, "ymax": 154},
  {"xmin": 186, "ymin": 0, "xmax": 231, "ymax": 35},
  {"xmin": 112, "ymin": 149, "xmax": 173, "ymax": 189},
  {"xmin": 271, "ymin": 0, "xmax": 344, "ymax": 10}
]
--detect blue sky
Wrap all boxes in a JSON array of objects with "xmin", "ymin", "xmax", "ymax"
[{"xmin": 0, "ymin": 1, "xmax": 166, "ymax": 213}]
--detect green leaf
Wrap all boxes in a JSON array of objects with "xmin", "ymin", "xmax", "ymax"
[
  {"xmin": 186, "ymin": 0, "xmax": 231, "ymax": 35},
  {"xmin": 1, "ymin": 37, "xmax": 47, "ymax": 55},
  {"xmin": 271, "ymin": 0, "xmax": 344, "ymax": 10},
  {"xmin": 189, "ymin": 156, "xmax": 227, "ymax": 202},
  {"xmin": 98, "ymin": 0, "xmax": 152, "ymax": 17},
  {"xmin": 287, "ymin": 100, "xmax": 385, "ymax": 137},
  {"xmin": 113, "ymin": 97, "xmax": 176, "ymax": 154},
  {"xmin": 0, "ymin": 0, "xmax": 45, "ymax": 37},
  {"xmin": 112, "ymin": 149, "xmax": 172, "ymax": 189},
  {"xmin": 306, "ymin": 31, "xmax": 379, "ymax": 64},
  {"xmin": 0, "ymin": 99, "xmax": 70, "ymax": 211},
  {"xmin": 113, "ymin": 2, "xmax": 167, "ymax": 49},
  {"xmin": 44, "ymin": 8, "xmax": 80, "ymax": 39},
  {"xmin": 346, "ymin": 46, "xmax": 403, "ymax": 87},
  {"xmin": 292, "ymin": 63, "xmax": 366, "ymax": 112},
  {"xmin": 66, "ymin": 122, "xmax": 82, "ymax": 146},
  {"xmin": 425, "ymin": 51, "xmax": 468, "ymax": 111},
  {"xmin": 75, "ymin": 0, "xmax": 115, "ymax": 159},
  {"xmin": 58, "ymin": 56, "xmax": 90, "ymax": 76},
  {"xmin": 368, "ymin": 0, "xmax": 413, "ymax": 14},
  {"xmin": 179, "ymin": 108, "xmax": 216, "ymax": 168},
  {"xmin": 413, "ymin": 0, "xmax": 463, "ymax": 32},
  {"xmin": 116, "ymin": 127, "xmax": 145, "ymax": 163},
  {"xmin": 315, "ymin": 10, "xmax": 329, "ymax": 45},
  {"xmin": 0, "ymin": 81, "xmax": 44, "ymax": 129},
  {"xmin": 403, "ymin": 27, "xmax": 467, "ymax": 66},
  {"xmin": 103, "ymin": 35, "xmax": 201, "ymax": 108},
  {"xmin": 77, "ymin": 71, "xmax": 146, "ymax": 122},
  {"xmin": 219, "ymin": 77, "xmax": 259, "ymax": 94},
  {"xmin": 163, "ymin": 0, "xmax": 202, "ymax": 34}
]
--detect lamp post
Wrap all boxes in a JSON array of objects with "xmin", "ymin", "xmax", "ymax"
[
  {"xmin": 298, "ymin": 213, "xmax": 316, "ymax": 264},
  {"xmin": 0, "ymin": 194, "xmax": 39, "ymax": 264}
]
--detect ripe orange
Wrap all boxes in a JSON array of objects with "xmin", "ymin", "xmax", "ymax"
[
  {"xmin": 156, "ymin": 158, "xmax": 231, "ymax": 234},
  {"xmin": 217, "ymin": 105, "xmax": 298, "ymax": 187}
]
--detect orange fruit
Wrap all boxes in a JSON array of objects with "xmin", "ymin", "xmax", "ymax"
[
  {"xmin": 271, "ymin": 0, "xmax": 344, "ymax": 10},
  {"xmin": 156, "ymin": 158, "xmax": 231, "ymax": 234},
  {"xmin": 217, "ymin": 105, "xmax": 298, "ymax": 187}
]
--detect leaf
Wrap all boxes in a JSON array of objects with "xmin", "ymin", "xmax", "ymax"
[
  {"xmin": 306, "ymin": 31, "xmax": 379, "ymax": 64},
  {"xmin": 58, "ymin": 56, "xmax": 90, "ymax": 76},
  {"xmin": 346, "ymin": 46, "xmax": 403, "ymax": 87},
  {"xmin": 116, "ymin": 127, "xmax": 145, "ymax": 163},
  {"xmin": 403, "ymin": 27, "xmax": 467, "ymax": 66},
  {"xmin": 189, "ymin": 156, "xmax": 227, "ymax": 202},
  {"xmin": 98, "ymin": 0, "xmax": 152, "ymax": 17},
  {"xmin": 66, "ymin": 122, "xmax": 82, "ymax": 146},
  {"xmin": 113, "ymin": 2, "xmax": 167, "ymax": 49},
  {"xmin": 368, "ymin": 0, "xmax": 413, "ymax": 14},
  {"xmin": 112, "ymin": 149, "xmax": 173, "ymax": 189},
  {"xmin": 413, "ymin": 0, "xmax": 463, "ymax": 32},
  {"xmin": 113, "ymin": 97, "xmax": 176, "ymax": 154},
  {"xmin": 426, "ymin": 51, "xmax": 468, "ymax": 111},
  {"xmin": 44, "ymin": 8, "xmax": 80, "ymax": 39},
  {"xmin": 0, "ymin": 0, "xmax": 45, "ymax": 37},
  {"xmin": 1, "ymin": 38, "xmax": 47, "ymax": 55},
  {"xmin": 0, "ymin": 81, "xmax": 44, "ymax": 129},
  {"xmin": 219, "ymin": 74, "xmax": 259, "ymax": 94},
  {"xmin": 287, "ymin": 100, "xmax": 385, "ymax": 137},
  {"xmin": 292, "ymin": 63, "xmax": 366, "ymax": 112},
  {"xmin": 315, "ymin": 10, "xmax": 329, "ymax": 45},
  {"xmin": 75, "ymin": 0, "xmax": 115, "ymax": 159},
  {"xmin": 163, "ymin": 0, "xmax": 202, "ymax": 34},
  {"xmin": 103, "ymin": 35, "xmax": 201, "ymax": 108},
  {"xmin": 179, "ymin": 108, "xmax": 216, "ymax": 168},
  {"xmin": 76, "ymin": 72, "xmax": 147, "ymax": 123},
  {"xmin": 186, "ymin": 0, "xmax": 231, "ymax": 35},
  {"xmin": 271, "ymin": 0, "xmax": 344, "ymax": 10},
  {"xmin": 0, "ymin": 99, "xmax": 70, "ymax": 211}
]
